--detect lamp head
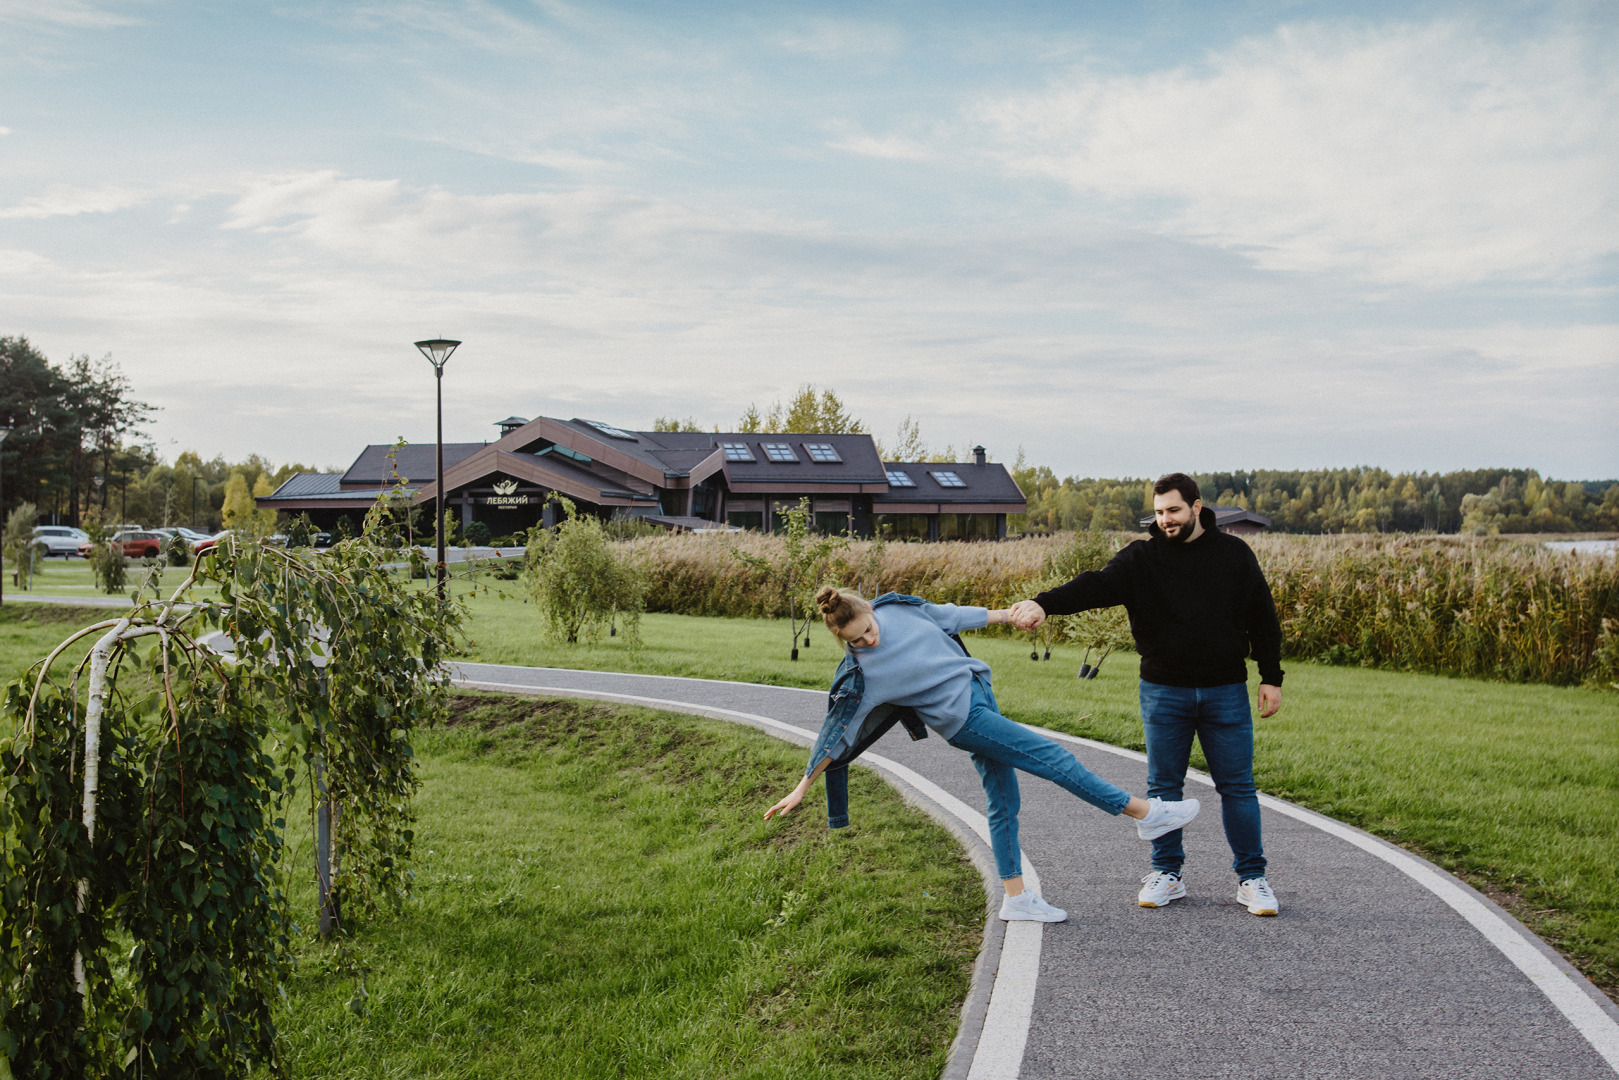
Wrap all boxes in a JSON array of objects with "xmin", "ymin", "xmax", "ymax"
[
  {"xmin": 0, "ymin": 426, "xmax": 10, "ymax": 446},
  {"xmin": 414, "ymin": 338, "xmax": 462, "ymax": 371}
]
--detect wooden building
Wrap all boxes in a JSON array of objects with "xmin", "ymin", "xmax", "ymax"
[{"xmin": 257, "ymin": 416, "xmax": 1027, "ymax": 539}]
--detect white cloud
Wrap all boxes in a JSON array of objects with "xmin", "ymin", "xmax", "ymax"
[
  {"xmin": 826, "ymin": 127, "xmax": 935, "ymax": 162},
  {"xmin": 778, "ymin": 18, "xmax": 902, "ymax": 58},
  {"xmin": 0, "ymin": 0, "xmax": 140, "ymax": 29},
  {"xmin": 0, "ymin": 185, "xmax": 144, "ymax": 219},
  {"xmin": 969, "ymin": 20, "xmax": 1619, "ymax": 286}
]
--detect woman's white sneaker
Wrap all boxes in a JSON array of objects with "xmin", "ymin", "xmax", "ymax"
[
  {"xmin": 1237, "ymin": 876, "xmax": 1279, "ymax": 916},
  {"xmin": 1137, "ymin": 870, "xmax": 1186, "ymax": 907},
  {"xmin": 1000, "ymin": 890, "xmax": 1068, "ymax": 922},
  {"xmin": 1135, "ymin": 797, "xmax": 1201, "ymax": 840}
]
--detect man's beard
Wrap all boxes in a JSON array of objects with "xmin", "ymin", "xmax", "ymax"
[{"xmin": 1163, "ymin": 516, "xmax": 1196, "ymax": 543}]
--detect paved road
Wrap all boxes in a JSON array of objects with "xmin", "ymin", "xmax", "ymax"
[{"xmin": 451, "ymin": 662, "xmax": 1619, "ymax": 1080}]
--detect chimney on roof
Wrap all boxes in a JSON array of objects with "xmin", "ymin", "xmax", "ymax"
[
  {"xmin": 497, "ymin": 417, "xmax": 530, "ymax": 438},
  {"xmin": 973, "ymin": 445, "xmax": 986, "ymax": 466}
]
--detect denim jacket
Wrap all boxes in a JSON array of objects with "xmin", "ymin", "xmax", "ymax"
[{"xmin": 806, "ymin": 593, "xmax": 974, "ymax": 829}]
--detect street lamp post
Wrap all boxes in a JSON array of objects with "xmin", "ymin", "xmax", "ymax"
[
  {"xmin": 413, "ymin": 339, "xmax": 461, "ymax": 600},
  {"xmin": 0, "ymin": 426, "xmax": 10, "ymax": 608}
]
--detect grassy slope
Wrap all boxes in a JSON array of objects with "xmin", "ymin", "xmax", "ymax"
[
  {"xmin": 452, "ymin": 591, "xmax": 1619, "ymax": 996},
  {"xmin": 272, "ymin": 695, "xmax": 982, "ymax": 1079}
]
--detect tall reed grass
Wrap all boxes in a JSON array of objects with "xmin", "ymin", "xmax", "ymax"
[{"xmin": 617, "ymin": 531, "xmax": 1619, "ymax": 687}]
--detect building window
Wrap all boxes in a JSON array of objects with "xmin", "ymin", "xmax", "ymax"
[
  {"xmin": 727, "ymin": 511, "xmax": 763, "ymax": 531},
  {"xmin": 812, "ymin": 511, "xmax": 849, "ymax": 535},
  {"xmin": 804, "ymin": 443, "xmax": 841, "ymax": 463},
  {"xmin": 874, "ymin": 513, "xmax": 931, "ymax": 541},
  {"xmin": 929, "ymin": 470, "xmax": 966, "ymax": 488},
  {"xmin": 580, "ymin": 418, "xmax": 637, "ymax": 440},
  {"xmin": 937, "ymin": 514, "xmax": 998, "ymax": 541},
  {"xmin": 885, "ymin": 469, "xmax": 916, "ymax": 488},
  {"xmin": 720, "ymin": 442, "xmax": 755, "ymax": 462},
  {"xmin": 762, "ymin": 443, "xmax": 798, "ymax": 463}
]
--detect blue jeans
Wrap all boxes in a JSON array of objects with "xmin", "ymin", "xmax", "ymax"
[
  {"xmin": 948, "ymin": 676, "xmax": 1131, "ymax": 880},
  {"xmin": 1139, "ymin": 680, "xmax": 1266, "ymax": 881}
]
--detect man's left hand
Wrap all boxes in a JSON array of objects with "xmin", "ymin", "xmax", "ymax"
[{"xmin": 1257, "ymin": 684, "xmax": 1281, "ymax": 718}]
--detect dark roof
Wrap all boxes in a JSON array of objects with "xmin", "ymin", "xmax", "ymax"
[
  {"xmin": 509, "ymin": 420, "xmax": 889, "ymax": 482},
  {"xmin": 267, "ymin": 473, "xmax": 344, "ymax": 498},
  {"xmin": 876, "ymin": 462, "xmax": 1026, "ymax": 504},
  {"xmin": 341, "ymin": 442, "xmax": 484, "ymax": 487}
]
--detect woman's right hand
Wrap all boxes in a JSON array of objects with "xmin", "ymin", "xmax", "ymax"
[{"xmin": 764, "ymin": 783, "xmax": 807, "ymax": 820}]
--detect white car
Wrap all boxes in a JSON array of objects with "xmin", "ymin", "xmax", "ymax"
[{"xmin": 32, "ymin": 525, "xmax": 90, "ymax": 557}]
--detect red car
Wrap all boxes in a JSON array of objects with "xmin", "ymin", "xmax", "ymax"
[{"xmin": 78, "ymin": 529, "xmax": 166, "ymax": 559}]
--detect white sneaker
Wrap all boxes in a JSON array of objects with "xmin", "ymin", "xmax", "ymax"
[
  {"xmin": 1137, "ymin": 870, "xmax": 1186, "ymax": 908},
  {"xmin": 999, "ymin": 889, "xmax": 1067, "ymax": 923},
  {"xmin": 1237, "ymin": 876, "xmax": 1279, "ymax": 916},
  {"xmin": 1136, "ymin": 797, "xmax": 1201, "ymax": 840}
]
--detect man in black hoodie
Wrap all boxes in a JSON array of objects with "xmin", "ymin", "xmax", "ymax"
[{"xmin": 1009, "ymin": 473, "xmax": 1284, "ymax": 916}]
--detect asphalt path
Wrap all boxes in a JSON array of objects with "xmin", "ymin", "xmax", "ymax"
[{"xmin": 450, "ymin": 661, "xmax": 1619, "ymax": 1080}]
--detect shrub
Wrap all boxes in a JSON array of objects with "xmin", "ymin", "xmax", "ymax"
[
  {"xmin": 89, "ymin": 539, "xmax": 127, "ymax": 594},
  {"xmin": 525, "ymin": 502, "xmax": 645, "ymax": 645},
  {"xmin": 464, "ymin": 520, "xmax": 492, "ymax": 546}
]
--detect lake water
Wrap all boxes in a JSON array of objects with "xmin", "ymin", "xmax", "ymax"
[{"xmin": 1542, "ymin": 539, "xmax": 1618, "ymax": 556}]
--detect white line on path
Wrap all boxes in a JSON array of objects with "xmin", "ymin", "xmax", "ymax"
[
  {"xmin": 1031, "ymin": 725, "xmax": 1619, "ymax": 1075},
  {"xmin": 453, "ymin": 678, "xmax": 1044, "ymax": 1080}
]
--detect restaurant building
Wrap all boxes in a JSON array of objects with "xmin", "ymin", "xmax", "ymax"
[{"xmin": 258, "ymin": 415, "xmax": 1026, "ymax": 540}]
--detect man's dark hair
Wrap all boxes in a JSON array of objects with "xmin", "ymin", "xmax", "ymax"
[{"xmin": 1153, "ymin": 472, "xmax": 1201, "ymax": 505}]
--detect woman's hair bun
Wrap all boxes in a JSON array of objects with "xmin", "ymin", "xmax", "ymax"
[{"xmin": 815, "ymin": 585, "xmax": 840, "ymax": 613}]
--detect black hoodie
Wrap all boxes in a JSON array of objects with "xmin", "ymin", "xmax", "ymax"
[{"xmin": 1031, "ymin": 506, "xmax": 1284, "ymax": 688}]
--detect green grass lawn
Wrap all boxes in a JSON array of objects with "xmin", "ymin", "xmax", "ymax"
[
  {"xmin": 0, "ymin": 553, "xmax": 226, "ymax": 604},
  {"xmin": 446, "ymin": 587, "xmax": 1619, "ymax": 998},
  {"xmin": 269, "ymin": 693, "xmax": 982, "ymax": 1079}
]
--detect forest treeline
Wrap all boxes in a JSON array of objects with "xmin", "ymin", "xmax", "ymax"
[
  {"xmin": 0, "ymin": 336, "xmax": 315, "ymax": 530},
  {"xmin": 1011, "ymin": 462, "xmax": 1619, "ymax": 535}
]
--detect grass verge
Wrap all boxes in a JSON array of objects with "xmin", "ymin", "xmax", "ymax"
[{"xmin": 269, "ymin": 693, "xmax": 983, "ymax": 1078}]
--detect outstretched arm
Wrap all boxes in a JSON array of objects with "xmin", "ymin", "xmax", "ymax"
[{"xmin": 764, "ymin": 755, "xmax": 833, "ymax": 820}]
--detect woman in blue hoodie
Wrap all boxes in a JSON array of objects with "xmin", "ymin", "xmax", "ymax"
[{"xmin": 764, "ymin": 586, "xmax": 1200, "ymax": 922}]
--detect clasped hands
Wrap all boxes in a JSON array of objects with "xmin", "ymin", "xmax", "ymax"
[{"xmin": 1006, "ymin": 599, "xmax": 1047, "ymax": 632}]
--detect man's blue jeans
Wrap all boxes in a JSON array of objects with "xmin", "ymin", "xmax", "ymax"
[
  {"xmin": 1139, "ymin": 680, "xmax": 1266, "ymax": 881},
  {"xmin": 948, "ymin": 675, "xmax": 1131, "ymax": 880}
]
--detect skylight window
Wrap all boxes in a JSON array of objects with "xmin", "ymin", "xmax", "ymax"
[
  {"xmin": 804, "ymin": 443, "xmax": 841, "ymax": 463},
  {"xmin": 535, "ymin": 444, "xmax": 592, "ymax": 464},
  {"xmin": 930, "ymin": 470, "xmax": 966, "ymax": 488},
  {"xmin": 720, "ymin": 442, "xmax": 755, "ymax": 462},
  {"xmin": 762, "ymin": 443, "xmax": 798, "ymax": 463},
  {"xmin": 579, "ymin": 419, "xmax": 637, "ymax": 440},
  {"xmin": 885, "ymin": 470, "xmax": 916, "ymax": 488}
]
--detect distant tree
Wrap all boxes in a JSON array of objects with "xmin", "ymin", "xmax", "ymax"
[
  {"xmin": 251, "ymin": 474, "xmax": 277, "ymax": 533},
  {"xmin": 781, "ymin": 384, "xmax": 866, "ymax": 434},
  {"xmin": 652, "ymin": 416, "xmax": 704, "ymax": 432},
  {"xmin": 878, "ymin": 415, "xmax": 929, "ymax": 462},
  {"xmin": 220, "ymin": 472, "xmax": 254, "ymax": 530},
  {"xmin": 736, "ymin": 404, "xmax": 764, "ymax": 433}
]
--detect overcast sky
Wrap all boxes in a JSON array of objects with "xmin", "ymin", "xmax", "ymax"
[{"xmin": 2, "ymin": 0, "xmax": 1615, "ymax": 479}]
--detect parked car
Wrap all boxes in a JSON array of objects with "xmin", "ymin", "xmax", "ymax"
[
  {"xmin": 32, "ymin": 526, "xmax": 90, "ymax": 557},
  {"xmin": 174, "ymin": 527, "xmax": 213, "ymax": 546},
  {"xmin": 189, "ymin": 530, "xmax": 236, "ymax": 555},
  {"xmin": 78, "ymin": 529, "xmax": 166, "ymax": 559}
]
